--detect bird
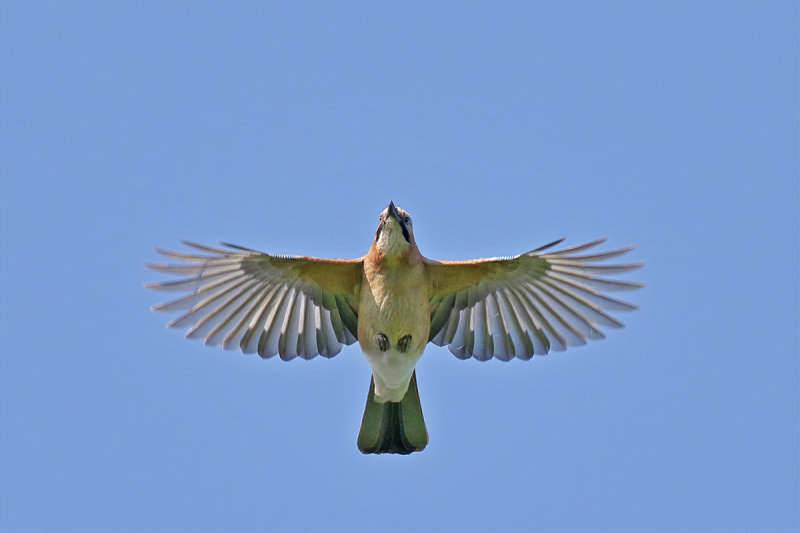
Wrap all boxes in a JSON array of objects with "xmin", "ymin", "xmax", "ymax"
[{"xmin": 146, "ymin": 202, "xmax": 643, "ymax": 454}]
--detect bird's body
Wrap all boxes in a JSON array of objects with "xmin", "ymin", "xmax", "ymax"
[
  {"xmin": 360, "ymin": 240, "xmax": 429, "ymax": 401},
  {"xmin": 146, "ymin": 202, "xmax": 643, "ymax": 454}
]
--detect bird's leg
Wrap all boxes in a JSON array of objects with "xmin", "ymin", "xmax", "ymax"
[
  {"xmin": 375, "ymin": 333, "xmax": 389, "ymax": 352},
  {"xmin": 397, "ymin": 335, "xmax": 412, "ymax": 353}
]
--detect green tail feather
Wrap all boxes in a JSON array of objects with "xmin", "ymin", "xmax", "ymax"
[{"xmin": 357, "ymin": 370, "xmax": 428, "ymax": 455}]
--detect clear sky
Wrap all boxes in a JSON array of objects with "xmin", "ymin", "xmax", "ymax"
[{"xmin": 1, "ymin": 2, "xmax": 797, "ymax": 532}]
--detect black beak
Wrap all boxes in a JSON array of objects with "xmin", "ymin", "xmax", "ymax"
[
  {"xmin": 386, "ymin": 201, "xmax": 410, "ymax": 244},
  {"xmin": 387, "ymin": 201, "xmax": 400, "ymax": 223}
]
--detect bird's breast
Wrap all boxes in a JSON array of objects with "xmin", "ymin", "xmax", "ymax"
[
  {"xmin": 358, "ymin": 263, "xmax": 429, "ymax": 342},
  {"xmin": 357, "ymin": 261, "xmax": 430, "ymax": 400}
]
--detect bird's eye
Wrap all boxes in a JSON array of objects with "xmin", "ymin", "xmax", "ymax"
[{"xmin": 403, "ymin": 216, "xmax": 411, "ymax": 224}]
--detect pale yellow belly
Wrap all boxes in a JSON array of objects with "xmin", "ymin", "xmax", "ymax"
[{"xmin": 358, "ymin": 272, "xmax": 429, "ymax": 402}]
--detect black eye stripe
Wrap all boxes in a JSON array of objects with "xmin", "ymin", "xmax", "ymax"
[
  {"xmin": 400, "ymin": 223, "xmax": 410, "ymax": 243},
  {"xmin": 375, "ymin": 215, "xmax": 410, "ymax": 244}
]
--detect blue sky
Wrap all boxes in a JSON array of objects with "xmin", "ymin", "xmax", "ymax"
[{"xmin": 1, "ymin": 2, "xmax": 797, "ymax": 532}]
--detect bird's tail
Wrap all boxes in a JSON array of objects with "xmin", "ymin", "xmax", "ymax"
[{"xmin": 357, "ymin": 371, "xmax": 428, "ymax": 455}]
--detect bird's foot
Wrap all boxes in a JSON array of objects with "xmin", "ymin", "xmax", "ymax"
[
  {"xmin": 375, "ymin": 333, "xmax": 389, "ymax": 352},
  {"xmin": 397, "ymin": 335, "xmax": 412, "ymax": 353}
]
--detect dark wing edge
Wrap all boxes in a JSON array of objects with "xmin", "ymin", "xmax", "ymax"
[
  {"xmin": 145, "ymin": 241, "xmax": 362, "ymax": 360},
  {"xmin": 426, "ymin": 238, "xmax": 644, "ymax": 361}
]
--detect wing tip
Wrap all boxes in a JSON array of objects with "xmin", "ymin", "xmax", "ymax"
[
  {"xmin": 528, "ymin": 237, "xmax": 566, "ymax": 254},
  {"xmin": 220, "ymin": 241, "xmax": 259, "ymax": 252},
  {"xmin": 154, "ymin": 247, "xmax": 174, "ymax": 257}
]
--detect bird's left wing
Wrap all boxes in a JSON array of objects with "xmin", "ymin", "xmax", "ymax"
[
  {"xmin": 146, "ymin": 241, "xmax": 362, "ymax": 360},
  {"xmin": 425, "ymin": 238, "xmax": 643, "ymax": 361}
]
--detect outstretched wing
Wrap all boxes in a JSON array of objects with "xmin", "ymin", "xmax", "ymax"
[
  {"xmin": 426, "ymin": 238, "xmax": 643, "ymax": 361},
  {"xmin": 146, "ymin": 241, "xmax": 362, "ymax": 360}
]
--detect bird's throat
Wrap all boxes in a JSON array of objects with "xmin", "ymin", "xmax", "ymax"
[{"xmin": 376, "ymin": 228, "xmax": 408, "ymax": 258}]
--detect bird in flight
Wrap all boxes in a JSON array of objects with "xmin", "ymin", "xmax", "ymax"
[{"xmin": 146, "ymin": 202, "xmax": 643, "ymax": 454}]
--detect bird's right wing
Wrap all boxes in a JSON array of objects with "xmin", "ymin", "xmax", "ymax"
[
  {"xmin": 425, "ymin": 238, "xmax": 643, "ymax": 361},
  {"xmin": 146, "ymin": 241, "xmax": 362, "ymax": 360}
]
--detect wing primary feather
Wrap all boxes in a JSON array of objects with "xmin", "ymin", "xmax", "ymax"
[
  {"xmin": 513, "ymin": 284, "xmax": 552, "ymax": 355},
  {"xmin": 220, "ymin": 241, "xmax": 262, "ymax": 253},
  {"xmin": 185, "ymin": 280, "xmax": 259, "ymax": 340},
  {"xmin": 145, "ymin": 268, "xmax": 243, "ymax": 292},
  {"xmin": 151, "ymin": 274, "xmax": 246, "ymax": 312},
  {"xmin": 526, "ymin": 238, "xmax": 566, "ymax": 254},
  {"xmin": 476, "ymin": 299, "xmax": 492, "ymax": 361},
  {"xmin": 257, "ymin": 283, "xmax": 294, "ymax": 357},
  {"xmin": 545, "ymin": 238, "xmax": 608, "ymax": 256},
  {"xmin": 496, "ymin": 289, "xmax": 534, "ymax": 359},
  {"xmin": 240, "ymin": 283, "xmax": 283, "ymax": 354},
  {"xmin": 546, "ymin": 260, "xmax": 645, "ymax": 273},
  {"xmin": 300, "ymin": 293, "xmax": 319, "ymax": 359},
  {"xmin": 278, "ymin": 289, "xmax": 303, "ymax": 360},
  {"xmin": 180, "ymin": 240, "xmax": 235, "ymax": 255},
  {"xmin": 295, "ymin": 290, "xmax": 308, "ymax": 357},
  {"xmin": 525, "ymin": 283, "xmax": 587, "ymax": 346},
  {"xmin": 314, "ymin": 305, "xmax": 327, "ymax": 357},
  {"xmin": 454, "ymin": 306, "xmax": 473, "ymax": 359},
  {"xmin": 466, "ymin": 289, "xmax": 482, "ymax": 359},
  {"xmin": 513, "ymin": 285, "xmax": 566, "ymax": 351},
  {"xmin": 533, "ymin": 281, "xmax": 606, "ymax": 340},
  {"xmin": 184, "ymin": 279, "xmax": 260, "ymax": 340},
  {"xmin": 541, "ymin": 277, "xmax": 625, "ymax": 328},
  {"xmin": 145, "ymin": 260, "xmax": 241, "ymax": 275},
  {"xmin": 547, "ymin": 271, "xmax": 640, "ymax": 311},
  {"xmin": 294, "ymin": 295, "xmax": 308, "ymax": 359},
  {"xmin": 491, "ymin": 290, "xmax": 517, "ymax": 359},
  {"xmin": 505, "ymin": 285, "xmax": 548, "ymax": 355},
  {"xmin": 547, "ymin": 246, "xmax": 635, "ymax": 262},
  {"xmin": 166, "ymin": 277, "xmax": 251, "ymax": 328},
  {"xmin": 222, "ymin": 283, "xmax": 273, "ymax": 350},
  {"xmin": 550, "ymin": 265, "xmax": 645, "ymax": 291},
  {"xmin": 206, "ymin": 282, "xmax": 271, "ymax": 347},
  {"xmin": 155, "ymin": 248, "xmax": 234, "ymax": 263},
  {"xmin": 485, "ymin": 291, "xmax": 511, "ymax": 361}
]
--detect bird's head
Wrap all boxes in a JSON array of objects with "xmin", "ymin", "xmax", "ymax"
[{"xmin": 374, "ymin": 201, "xmax": 416, "ymax": 256}]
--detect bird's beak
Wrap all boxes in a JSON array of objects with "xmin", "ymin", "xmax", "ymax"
[
  {"xmin": 377, "ymin": 201, "xmax": 411, "ymax": 245},
  {"xmin": 387, "ymin": 201, "xmax": 400, "ymax": 223}
]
